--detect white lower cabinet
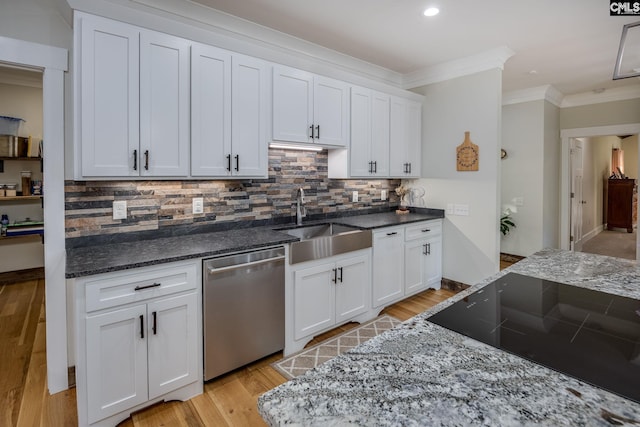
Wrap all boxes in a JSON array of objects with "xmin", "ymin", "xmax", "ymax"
[
  {"xmin": 373, "ymin": 220, "xmax": 443, "ymax": 310},
  {"xmin": 287, "ymin": 250, "xmax": 372, "ymax": 355},
  {"xmin": 74, "ymin": 260, "xmax": 202, "ymax": 427}
]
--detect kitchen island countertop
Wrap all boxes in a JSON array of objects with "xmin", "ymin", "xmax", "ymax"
[
  {"xmin": 258, "ymin": 249, "xmax": 640, "ymax": 426},
  {"xmin": 66, "ymin": 209, "xmax": 443, "ymax": 278}
]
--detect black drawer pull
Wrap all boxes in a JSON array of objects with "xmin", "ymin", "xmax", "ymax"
[
  {"xmin": 386, "ymin": 232, "xmax": 397, "ymax": 236},
  {"xmin": 226, "ymin": 154, "xmax": 231, "ymax": 171},
  {"xmin": 235, "ymin": 154, "xmax": 239, "ymax": 172},
  {"xmin": 331, "ymin": 268, "xmax": 337, "ymax": 283},
  {"xmin": 421, "ymin": 229, "xmax": 431, "ymax": 233},
  {"xmin": 309, "ymin": 124, "xmax": 315, "ymax": 140},
  {"xmin": 134, "ymin": 282, "xmax": 161, "ymax": 291},
  {"xmin": 338, "ymin": 267, "xmax": 343, "ymax": 283},
  {"xmin": 144, "ymin": 150, "xmax": 149, "ymax": 170},
  {"xmin": 133, "ymin": 149, "xmax": 138, "ymax": 171}
]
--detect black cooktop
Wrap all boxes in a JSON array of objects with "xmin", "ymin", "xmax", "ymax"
[{"xmin": 427, "ymin": 272, "xmax": 640, "ymax": 403}]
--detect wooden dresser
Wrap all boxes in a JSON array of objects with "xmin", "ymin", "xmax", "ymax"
[{"xmin": 606, "ymin": 178, "xmax": 636, "ymax": 233}]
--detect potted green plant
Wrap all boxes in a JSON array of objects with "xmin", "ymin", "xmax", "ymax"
[{"xmin": 500, "ymin": 211, "xmax": 516, "ymax": 236}]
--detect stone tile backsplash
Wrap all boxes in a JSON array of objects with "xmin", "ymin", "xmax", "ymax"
[{"xmin": 65, "ymin": 149, "xmax": 401, "ymax": 239}]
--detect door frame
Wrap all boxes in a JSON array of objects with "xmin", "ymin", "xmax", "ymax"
[
  {"xmin": 569, "ymin": 139, "xmax": 584, "ymax": 251},
  {"xmin": 560, "ymin": 124, "xmax": 640, "ymax": 259},
  {"xmin": 0, "ymin": 36, "xmax": 68, "ymax": 393}
]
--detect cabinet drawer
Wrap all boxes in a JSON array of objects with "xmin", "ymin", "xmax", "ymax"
[
  {"xmin": 85, "ymin": 261, "xmax": 198, "ymax": 312},
  {"xmin": 405, "ymin": 220, "xmax": 442, "ymax": 241}
]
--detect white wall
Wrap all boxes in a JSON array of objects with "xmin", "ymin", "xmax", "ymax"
[
  {"xmin": 622, "ymin": 135, "xmax": 638, "ymax": 179},
  {"xmin": 542, "ymin": 101, "xmax": 560, "ymax": 249},
  {"xmin": 409, "ymin": 69, "xmax": 502, "ymax": 285}
]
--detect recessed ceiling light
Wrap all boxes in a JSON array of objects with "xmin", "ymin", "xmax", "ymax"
[{"xmin": 423, "ymin": 7, "xmax": 439, "ymax": 17}]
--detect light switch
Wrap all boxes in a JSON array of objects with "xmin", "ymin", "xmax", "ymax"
[
  {"xmin": 193, "ymin": 197, "xmax": 204, "ymax": 214},
  {"xmin": 113, "ymin": 200, "xmax": 127, "ymax": 220},
  {"xmin": 352, "ymin": 191, "xmax": 359, "ymax": 202},
  {"xmin": 454, "ymin": 204, "xmax": 469, "ymax": 216}
]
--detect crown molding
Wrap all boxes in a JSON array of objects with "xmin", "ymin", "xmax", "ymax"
[
  {"xmin": 560, "ymin": 85, "xmax": 640, "ymax": 108},
  {"xmin": 502, "ymin": 85, "xmax": 564, "ymax": 107},
  {"xmin": 401, "ymin": 46, "xmax": 515, "ymax": 90}
]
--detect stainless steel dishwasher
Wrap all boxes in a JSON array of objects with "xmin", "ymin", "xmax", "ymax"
[{"xmin": 203, "ymin": 246, "xmax": 285, "ymax": 380}]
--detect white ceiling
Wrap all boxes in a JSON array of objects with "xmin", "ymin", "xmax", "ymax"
[{"xmin": 189, "ymin": 0, "xmax": 640, "ymax": 96}]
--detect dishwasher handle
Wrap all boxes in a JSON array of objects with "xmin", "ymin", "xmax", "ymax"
[{"xmin": 206, "ymin": 255, "xmax": 285, "ymax": 275}]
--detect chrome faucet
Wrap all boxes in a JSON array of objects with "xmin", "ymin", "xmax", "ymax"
[{"xmin": 296, "ymin": 188, "xmax": 306, "ymax": 225}]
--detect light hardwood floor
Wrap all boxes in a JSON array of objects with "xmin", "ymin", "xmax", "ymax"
[{"xmin": 3, "ymin": 279, "xmax": 457, "ymax": 427}]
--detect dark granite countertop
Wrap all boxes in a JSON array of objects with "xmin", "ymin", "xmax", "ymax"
[{"xmin": 65, "ymin": 209, "xmax": 444, "ymax": 278}]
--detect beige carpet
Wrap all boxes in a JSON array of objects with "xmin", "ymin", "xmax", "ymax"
[
  {"xmin": 581, "ymin": 229, "xmax": 637, "ymax": 260},
  {"xmin": 272, "ymin": 315, "xmax": 401, "ymax": 380}
]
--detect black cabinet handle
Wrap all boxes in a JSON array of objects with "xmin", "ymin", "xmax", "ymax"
[
  {"xmin": 235, "ymin": 155, "xmax": 239, "ymax": 172},
  {"xmin": 423, "ymin": 244, "xmax": 428, "ymax": 255},
  {"xmin": 386, "ymin": 231, "xmax": 397, "ymax": 236},
  {"xmin": 140, "ymin": 315, "xmax": 144, "ymax": 339},
  {"xmin": 368, "ymin": 161, "xmax": 373, "ymax": 174},
  {"xmin": 315, "ymin": 125, "xmax": 320, "ymax": 139},
  {"xmin": 226, "ymin": 154, "xmax": 231, "ymax": 171},
  {"xmin": 373, "ymin": 161, "xmax": 377, "ymax": 173},
  {"xmin": 331, "ymin": 268, "xmax": 337, "ymax": 283},
  {"xmin": 144, "ymin": 150, "xmax": 149, "ymax": 170},
  {"xmin": 421, "ymin": 229, "xmax": 431, "ymax": 233},
  {"xmin": 424, "ymin": 243, "xmax": 431, "ymax": 255},
  {"xmin": 338, "ymin": 267, "xmax": 343, "ymax": 283},
  {"xmin": 133, "ymin": 149, "xmax": 138, "ymax": 171},
  {"xmin": 152, "ymin": 311, "xmax": 157, "ymax": 335},
  {"xmin": 309, "ymin": 124, "xmax": 315, "ymax": 140},
  {"xmin": 134, "ymin": 282, "xmax": 161, "ymax": 291},
  {"xmin": 403, "ymin": 163, "xmax": 407, "ymax": 174},
  {"xmin": 408, "ymin": 163, "xmax": 412, "ymax": 174}
]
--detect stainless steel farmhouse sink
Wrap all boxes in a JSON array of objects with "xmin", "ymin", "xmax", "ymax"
[{"xmin": 276, "ymin": 223, "xmax": 372, "ymax": 264}]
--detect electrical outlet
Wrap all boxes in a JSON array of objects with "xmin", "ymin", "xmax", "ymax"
[
  {"xmin": 381, "ymin": 190, "xmax": 387, "ymax": 200},
  {"xmin": 113, "ymin": 200, "xmax": 127, "ymax": 220},
  {"xmin": 454, "ymin": 204, "xmax": 470, "ymax": 216},
  {"xmin": 193, "ymin": 197, "xmax": 204, "ymax": 214},
  {"xmin": 352, "ymin": 191, "xmax": 359, "ymax": 202}
]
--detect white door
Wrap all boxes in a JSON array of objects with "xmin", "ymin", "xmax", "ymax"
[
  {"xmin": 80, "ymin": 16, "xmax": 140, "ymax": 177},
  {"xmin": 570, "ymin": 140, "xmax": 584, "ymax": 251},
  {"xmin": 147, "ymin": 292, "xmax": 198, "ymax": 400},
  {"xmin": 86, "ymin": 304, "xmax": 148, "ymax": 424},
  {"xmin": 140, "ymin": 31, "xmax": 190, "ymax": 177},
  {"xmin": 313, "ymin": 76, "xmax": 350, "ymax": 147},
  {"xmin": 405, "ymin": 100, "xmax": 422, "ymax": 177},
  {"xmin": 231, "ymin": 54, "xmax": 268, "ymax": 177},
  {"xmin": 272, "ymin": 66, "xmax": 313, "ymax": 143},
  {"xmin": 190, "ymin": 44, "xmax": 232, "ymax": 176},
  {"xmin": 372, "ymin": 229, "xmax": 405, "ymax": 308},
  {"xmin": 349, "ymin": 86, "xmax": 372, "ymax": 177},
  {"xmin": 293, "ymin": 263, "xmax": 335, "ymax": 339},
  {"xmin": 423, "ymin": 235, "xmax": 442, "ymax": 289},
  {"xmin": 335, "ymin": 254, "xmax": 369, "ymax": 323},
  {"xmin": 370, "ymin": 91, "xmax": 390, "ymax": 177},
  {"xmin": 389, "ymin": 97, "xmax": 407, "ymax": 177}
]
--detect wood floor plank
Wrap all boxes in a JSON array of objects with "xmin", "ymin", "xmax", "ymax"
[
  {"xmin": 189, "ymin": 392, "xmax": 227, "ymax": 426},
  {"xmin": 208, "ymin": 379, "xmax": 267, "ymax": 426}
]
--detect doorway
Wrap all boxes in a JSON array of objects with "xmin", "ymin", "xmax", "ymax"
[
  {"xmin": 0, "ymin": 37, "xmax": 68, "ymax": 394},
  {"xmin": 561, "ymin": 124, "xmax": 640, "ymax": 260}
]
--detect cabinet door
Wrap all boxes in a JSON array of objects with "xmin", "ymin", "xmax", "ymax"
[
  {"xmin": 423, "ymin": 235, "xmax": 442, "ymax": 289},
  {"xmin": 404, "ymin": 239, "xmax": 428, "ymax": 296},
  {"xmin": 293, "ymin": 262, "xmax": 335, "ymax": 340},
  {"xmin": 405, "ymin": 100, "xmax": 422, "ymax": 177},
  {"xmin": 314, "ymin": 76, "xmax": 349, "ymax": 147},
  {"xmin": 372, "ymin": 229, "xmax": 405, "ymax": 308},
  {"xmin": 389, "ymin": 97, "xmax": 408, "ymax": 177},
  {"xmin": 86, "ymin": 304, "xmax": 148, "ymax": 423},
  {"xmin": 370, "ymin": 91, "xmax": 390, "ymax": 177},
  {"xmin": 349, "ymin": 86, "xmax": 372, "ymax": 177},
  {"xmin": 191, "ymin": 44, "xmax": 232, "ymax": 177},
  {"xmin": 335, "ymin": 254, "xmax": 369, "ymax": 324},
  {"xmin": 231, "ymin": 54, "xmax": 268, "ymax": 177},
  {"xmin": 80, "ymin": 16, "xmax": 140, "ymax": 177},
  {"xmin": 140, "ymin": 31, "xmax": 190, "ymax": 177},
  {"xmin": 147, "ymin": 292, "xmax": 199, "ymax": 399},
  {"xmin": 272, "ymin": 66, "xmax": 313, "ymax": 143}
]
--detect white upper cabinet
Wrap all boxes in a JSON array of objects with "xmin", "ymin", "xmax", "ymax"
[
  {"xmin": 191, "ymin": 46, "xmax": 268, "ymax": 177},
  {"xmin": 273, "ymin": 66, "xmax": 349, "ymax": 148},
  {"xmin": 79, "ymin": 14, "xmax": 140, "ymax": 177},
  {"xmin": 77, "ymin": 13, "xmax": 189, "ymax": 178},
  {"xmin": 140, "ymin": 31, "xmax": 190, "ymax": 177},
  {"xmin": 349, "ymin": 87, "xmax": 390, "ymax": 177},
  {"xmin": 190, "ymin": 44, "xmax": 232, "ymax": 177},
  {"xmin": 390, "ymin": 97, "xmax": 422, "ymax": 177}
]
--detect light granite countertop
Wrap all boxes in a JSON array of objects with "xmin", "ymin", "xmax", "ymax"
[{"xmin": 258, "ymin": 249, "xmax": 640, "ymax": 426}]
